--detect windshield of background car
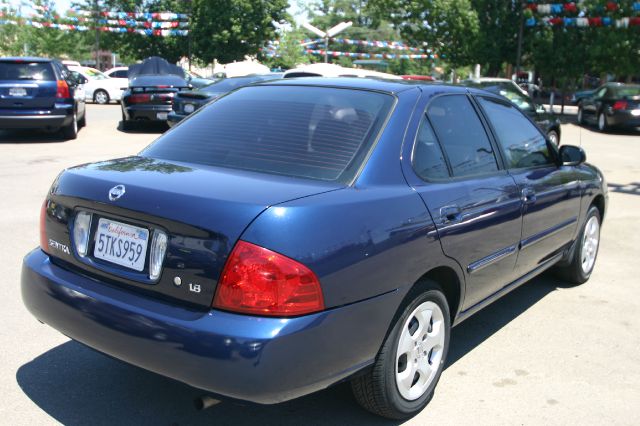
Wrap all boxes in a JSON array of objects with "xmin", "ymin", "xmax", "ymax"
[
  {"xmin": 201, "ymin": 76, "xmax": 277, "ymax": 93},
  {"xmin": 491, "ymin": 83, "xmax": 533, "ymax": 111},
  {"xmin": 0, "ymin": 61, "xmax": 55, "ymax": 81},
  {"xmin": 612, "ymin": 86, "xmax": 640, "ymax": 98},
  {"xmin": 142, "ymin": 85, "xmax": 394, "ymax": 183},
  {"xmin": 83, "ymin": 68, "xmax": 108, "ymax": 80}
]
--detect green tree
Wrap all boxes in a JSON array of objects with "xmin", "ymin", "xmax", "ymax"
[
  {"xmin": 262, "ymin": 27, "xmax": 310, "ymax": 69},
  {"xmin": 190, "ymin": 0, "xmax": 289, "ymax": 64},
  {"xmin": 470, "ymin": 0, "xmax": 521, "ymax": 76},
  {"xmin": 368, "ymin": 0, "xmax": 480, "ymax": 69}
]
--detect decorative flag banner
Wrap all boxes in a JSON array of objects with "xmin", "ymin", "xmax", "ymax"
[
  {"xmin": 525, "ymin": 16, "xmax": 640, "ymax": 27},
  {"xmin": 304, "ymin": 49, "xmax": 435, "ymax": 60},
  {"xmin": 526, "ymin": 1, "xmax": 640, "ymax": 14},
  {"xmin": 0, "ymin": 16, "xmax": 188, "ymax": 36},
  {"xmin": 524, "ymin": 1, "xmax": 640, "ymax": 26},
  {"xmin": 302, "ymin": 37, "xmax": 427, "ymax": 52}
]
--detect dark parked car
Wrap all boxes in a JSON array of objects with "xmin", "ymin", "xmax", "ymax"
[
  {"xmin": 23, "ymin": 79, "xmax": 606, "ymax": 419},
  {"xmin": 577, "ymin": 83, "xmax": 640, "ymax": 132},
  {"xmin": 167, "ymin": 74, "xmax": 282, "ymax": 127},
  {"xmin": 465, "ymin": 78, "xmax": 562, "ymax": 145},
  {"xmin": 120, "ymin": 57, "xmax": 189, "ymax": 130},
  {"xmin": 571, "ymin": 88, "xmax": 596, "ymax": 106},
  {"xmin": 0, "ymin": 57, "xmax": 86, "ymax": 139}
]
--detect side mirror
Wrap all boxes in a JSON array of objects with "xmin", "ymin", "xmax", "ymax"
[{"xmin": 559, "ymin": 145, "xmax": 586, "ymax": 166}]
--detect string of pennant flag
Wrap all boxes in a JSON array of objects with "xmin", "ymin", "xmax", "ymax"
[
  {"xmin": 524, "ymin": 1, "xmax": 640, "ymax": 27},
  {"xmin": 301, "ymin": 38, "xmax": 427, "ymax": 53}
]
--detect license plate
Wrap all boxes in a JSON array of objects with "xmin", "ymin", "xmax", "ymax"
[
  {"xmin": 157, "ymin": 112, "xmax": 168, "ymax": 120},
  {"xmin": 9, "ymin": 87, "xmax": 27, "ymax": 97},
  {"xmin": 94, "ymin": 218, "xmax": 149, "ymax": 271}
]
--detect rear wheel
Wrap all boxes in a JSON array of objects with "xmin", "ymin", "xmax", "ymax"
[
  {"xmin": 577, "ymin": 107, "xmax": 584, "ymax": 125},
  {"xmin": 351, "ymin": 286, "xmax": 450, "ymax": 419},
  {"xmin": 598, "ymin": 112, "xmax": 609, "ymax": 132},
  {"xmin": 556, "ymin": 206, "xmax": 601, "ymax": 284},
  {"xmin": 94, "ymin": 89, "xmax": 110, "ymax": 105},
  {"xmin": 61, "ymin": 112, "xmax": 78, "ymax": 140},
  {"xmin": 121, "ymin": 110, "xmax": 133, "ymax": 131},
  {"xmin": 78, "ymin": 110, "xmax": 86, "ymax": 128}
]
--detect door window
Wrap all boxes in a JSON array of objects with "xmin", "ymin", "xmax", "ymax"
[
  {"xmin": 426, "ymin": 95, "xmax": 498, "ymax": 177},
  {"xmin": 412, "ymin": 116, "xmax": 449, "ymax": 180},
  {"xmin": 477, "ymin": 96, "xmax": 553, "ymax": 169}
]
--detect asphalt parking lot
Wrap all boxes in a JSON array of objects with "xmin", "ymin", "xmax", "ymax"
[{"xmin": 1, "ymin": 104, "xmax": 639, "ymax": 425}]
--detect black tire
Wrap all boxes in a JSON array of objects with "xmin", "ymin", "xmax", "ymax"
[
  {"xmin": 351, "ymin": 286, "xmax": 451, "ymax": 419},
  {"xmin": 94, "ymin": 89, "xmax": 110, "ymax": 104},
  {"xmin": 78, "ymin": 111, "xmax": 86, "ymax": 128},
  {"xmin": 61, "ymin": 112, "xmax": 78, "ymax": 140},
  {"xmin": 121, "ymin": 109, "xmax": 133, "ymax": 131},
  {"xmin": 555, "ymin": 206, "xmax": 601, "ymax": 284}
]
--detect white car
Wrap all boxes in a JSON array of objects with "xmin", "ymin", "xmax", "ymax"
[
  {"xmin": 104, "ymin": 66, "xmax": 129, "ymax": 79},
  {"xmin": 68, "ymin": 66, "xmax": 127, "ymax": 104}
]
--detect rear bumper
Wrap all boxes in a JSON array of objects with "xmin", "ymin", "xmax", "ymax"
[
  {"xmin": 607, "ymin": 110, "xmax": 640, "ymax": 128},
  {"xmin": 122, "ymin": 104, "xmax": 172, "ymax": 122},
  {"xmin": 0, "ymin": 109, "xmax": 72, "ymax": 129},
  {"xmin": 21, "ymin": 249, "xmax": 401, "ymax": 404}
]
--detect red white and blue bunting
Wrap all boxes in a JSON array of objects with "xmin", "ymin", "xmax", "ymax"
[{"xmin": 524, "ymin": 1, "xmax": 640, "ymax": 27}]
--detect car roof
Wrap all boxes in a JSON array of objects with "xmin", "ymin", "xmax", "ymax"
[
  {"xmin": 0, "ymin": 57, "xmax": 55, "ymax": 63},
  {"xmin": 257, "ymin": 76, "xmax": 461, "ymax": 95}
]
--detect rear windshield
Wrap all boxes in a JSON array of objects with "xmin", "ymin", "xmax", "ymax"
[
  {"xmin": 0, "ymin": 61, "xmax": 55, "ymax": 81},
  {"xmin": 142, "ymin": 85, "xmax": 394, "ymax": 183},
  {"xmin": 611, "ymin": 86, "xmax": 640, "ymax": 98}
]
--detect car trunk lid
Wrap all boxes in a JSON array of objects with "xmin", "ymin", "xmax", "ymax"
[
  {"xmin": 42, "ymin": 156, "xmax": 342, "ymax": 308},
  {"xmin": 0, "ymin": 60, "xmax": 58, "ymax": 109}
]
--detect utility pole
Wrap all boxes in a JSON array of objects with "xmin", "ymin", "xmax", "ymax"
[
  {"xmin": 302, "ymin": 21, "xmax": 353, "ymax": 63},
  {"xmin": 516, "ymin": 0, "xmax": 524, "ymax": 74},
  {"xmin": 94, "ymin": 0, "xmax": 100, "ymax": 70},
  {"xmin": 188, "ymin": 0, "xmax": 192, "ymax": 71}
]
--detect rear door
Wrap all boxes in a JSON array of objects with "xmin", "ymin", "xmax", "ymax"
[
  {"xmin": 475, "ymin": 95, "xmax": 581, "ymax": 275},
  {"xmin": 0, "ymin": 59, "xmax": 58, "ymax": 109},
  {"xmin": 408, "ymin": 93, "xmax": 523, "ymax": 310}
]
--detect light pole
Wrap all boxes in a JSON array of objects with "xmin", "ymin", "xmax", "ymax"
[{"xmin": 302, "ymin": 21, "xmax": 353, "ymax": 63}]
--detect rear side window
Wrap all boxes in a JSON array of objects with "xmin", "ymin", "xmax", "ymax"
[
  {"xmin": 427, "ymin": 95, "xmax": 498, "ymax": 177},
  {"xmin": 143, "ymin": 86, "xmax": 394, "ymax": 183},
  {"xmin": 412, "ymin": 116, "xmax": 449, "ymax": 180},
  {"xmin": 476, "ymin": 96, "xmax": 553, "ymax": 169},
  {"xmin": 0, "ymin": 61, "xmax": 55, "ymax": 81},
  {"xmin": 113, "ymin": 70, "xmax": 128, "ymax": 78}
]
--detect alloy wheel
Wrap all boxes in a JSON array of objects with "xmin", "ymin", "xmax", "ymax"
[
  {"xmin": 581, "ymin": 216, "xmax": 600, "ymax": 274},
  {"xmin": 395, "ymin": 301, "xmax": 445, "ymax": 401}
]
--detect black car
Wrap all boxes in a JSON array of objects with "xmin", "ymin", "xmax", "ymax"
[
  {"xmin": 167, "ymin": 74, "xmax": 282, "ymax": 127},
  {"xmin": 465, "ymin": 78, "xmax": 562, "ymax": 145},
  {"xmin": 120, "ymin": 57, "xmax": 189, "ymax": 130},
  {"xmin": 577, "ymin": 83, "xmax": 640, "ymax": 132},
  {"xmin": 0, "ymin": 57, "xmax": 87, "ymax": 139}
]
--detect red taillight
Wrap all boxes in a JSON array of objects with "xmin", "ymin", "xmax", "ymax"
[
  {"xmin": 613, "ymin": 101, "xmax": 628, "ymax": 110},
  {"xmin": 56, "ymin": 80, "xmax": 70, "ymax": 98},
  {"xmin": 40, "ymin": 200, "xmax": 48, "ymax": 253},
  {"xmin": 213, "ymin": 241, "xmax": 324, "ymax": 317},
  {"xmin": 128, "ymin": 93, "xmax": 152, "ymax": 104}
]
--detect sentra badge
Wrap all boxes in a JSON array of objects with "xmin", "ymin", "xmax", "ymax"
[{"xmin": 49, "ymin": 239, "xmax": 70, "ymax": 254}]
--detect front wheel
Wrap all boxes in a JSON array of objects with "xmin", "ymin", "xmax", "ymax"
[
  {"xmin": 556, "ymin": 206, "xmax": 601, "ymax": 284},
  {"xmin": 351, "ymin": 287, "xmax": 451, "ymax": 419}
]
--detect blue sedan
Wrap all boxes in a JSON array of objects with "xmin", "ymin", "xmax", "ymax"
[{"xmin": 22, "ymin": 78, "xmax": 606, "ymax": 419}]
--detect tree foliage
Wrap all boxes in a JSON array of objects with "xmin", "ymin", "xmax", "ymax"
[
  {"xmin": 190, "ymin": 0, "xmax": 288, "ymax": 64},
  {"xmin": 368, "ymin": 0, "xmax": 479, "ymax": 68}
]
